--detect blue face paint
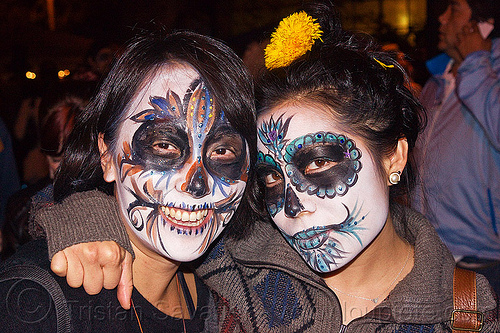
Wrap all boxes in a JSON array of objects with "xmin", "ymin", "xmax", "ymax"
[
  {"xmin": 282, "ymin": 202, "xmax": 367, "ymax": 272},
  {"xmin": 257, "ymin": 106, "xmax": 389, "ymax": 273},
  {"xmin": 257, "ymin": 127, "xmax": 362, "ymax": 216}
]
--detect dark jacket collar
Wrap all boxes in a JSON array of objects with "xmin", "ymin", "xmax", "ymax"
[{"xmin": 226, "ymin": 203, "xmax": 496, "ymax": 324}]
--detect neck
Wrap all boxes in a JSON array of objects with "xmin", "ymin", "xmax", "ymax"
[
  {"xmin": 448, "ymin": 49, "xmax": 463, "ymax": 73},
  {"xmin": 125, "ymin": 223, "xmax": 189, "ymax": 318},
  {"xmin": 322, "ymin": 213, "xmax": 414, "ymax": 324},
  {"xmin": 134, "ymin": 246, "xmax": 177, "ymax": 295},
  {"xmin": 441, "ymin": 48, "xmax": 462, "ymax": 77}
]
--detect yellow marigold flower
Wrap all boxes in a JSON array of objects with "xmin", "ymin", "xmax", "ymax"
[{"xmin": 264, "ymin": 11, "xmax": 323, "ymax": 70}]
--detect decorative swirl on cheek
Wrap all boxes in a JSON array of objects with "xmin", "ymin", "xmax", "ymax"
[
  {"xmin": 213, "ymin": 190, "xmax": 242, "ymax": 227},
  {"xmin": 128, "ymin": 205, "xmax": 146, "ymax": 231},
  {"xmin": 282, "ymin": 202, "xmax": 367, "ymax": 272}
]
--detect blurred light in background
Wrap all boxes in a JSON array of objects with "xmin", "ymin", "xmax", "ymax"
[
  {"xmin": 340, "ymin": 0, "xmax": 426, "ymax": 39},
  {"xmin": 58, "ymin": 69, "xmax": 70, "ymax": 79},
  {"xmin": 25, "ymin": 71, "xmax": 36, "ymax": 80}
]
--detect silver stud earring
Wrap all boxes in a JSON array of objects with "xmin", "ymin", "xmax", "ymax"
[{"xmin": 389, "ymin": 171, "xmax": 401, "ymax": 185}]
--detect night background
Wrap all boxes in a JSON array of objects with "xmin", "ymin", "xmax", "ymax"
[{"xmin": 0, "ymin": 0, "xmax": 447, "ymax": 135}]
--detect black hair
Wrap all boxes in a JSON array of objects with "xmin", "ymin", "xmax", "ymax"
[
  {"xmin": 53, "ymin": 30, "xmax": 257, "ymax": 239},
  {"xmin": 255, "ymin": 1, "xmax": 426, "ymax": 204},
  {"xmin": 466, "ymin": 0, "xmax": 499, "ymax": 38}
]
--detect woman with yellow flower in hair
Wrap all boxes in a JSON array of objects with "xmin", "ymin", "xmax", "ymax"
[{"xmin": 23, "ymin": 2, "xmax": 499, "ymax": 332}]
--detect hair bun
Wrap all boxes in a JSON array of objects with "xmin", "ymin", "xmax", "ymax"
[{"xmin": 303, "ymin": 1, "xmax": 344, "ymax": 46}]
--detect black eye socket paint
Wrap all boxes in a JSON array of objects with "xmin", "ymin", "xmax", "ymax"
[
  {"xmin": 283, "ymin": 132, "xmax": 362, "ymax": 199},
  {"xmin": 256, "ymin": 163, "xmax": 284, "ymax": 189},
  {"xmin": 132, "ymin": 120, "xmax": 190, "ymax": 171},
  {"xmin": 292, "ymin": 144, "xmax": 345, "ymax": 172},
  {"xmin": 256, "ymin": 151, "xmax": 285, "ymax": 216},
  {"xmin": 203, "ymin": 126, "xmax": 247, "ymax": 181},
  {"xmin": 292, "ymin": 143, "xmax": 353, "ymax": 186}
]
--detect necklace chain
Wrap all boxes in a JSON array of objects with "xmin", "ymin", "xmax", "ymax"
[
  {"xmin": 176, "ymin": 273, "xmax": 187, "ymax": 333},
  {"xmin": 330, "ymin": 240, "xmax": 412, "ymax": 304},
  {"xmin": 131, "ymin": 299, "xmax": 144, "ymax": 333},
  {"xmin": 131, "ymin": 272, "xmax": 187, "ymax": 333}
]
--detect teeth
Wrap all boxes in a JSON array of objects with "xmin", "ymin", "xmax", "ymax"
[{"xmin": 160, "ymin": 205, "xmax": 211, "ymax": 227}]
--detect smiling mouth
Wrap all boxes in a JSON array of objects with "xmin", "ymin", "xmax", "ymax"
[{"xmin": 159, "ymin": 206, "xmax": 213, "ymax": 230}]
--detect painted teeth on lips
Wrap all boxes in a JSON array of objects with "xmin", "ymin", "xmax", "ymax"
[{"xmin": 160, "ymin": 206, "xmax": 209, "ymax": 226}]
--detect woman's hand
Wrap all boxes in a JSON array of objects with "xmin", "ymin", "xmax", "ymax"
[{"xmin": 50, "ymin": 241, "xmax": 134, "ymax": 309}]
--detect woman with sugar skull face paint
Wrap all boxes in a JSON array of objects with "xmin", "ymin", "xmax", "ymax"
[
  {"xmin": 0, "ymin": 30, "xmax": 256, "ymax": 332},
  {"xmin": 256, "ymin": 108, "xmax": 394, "ymax": 275},
  {"xmin": 105, "ymin": 68, "xmax": 249, "ymax": 263},
  {"xmin": 249, "ymin": 3, "xmax": 498, "ymax": 331},
  {"xmin": 21, "ymin": 3, "xmax": 499, "ymax": 333}
]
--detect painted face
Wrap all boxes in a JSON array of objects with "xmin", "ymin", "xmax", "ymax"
[
  {"xmin": 438, "ymin": 0, "xmax": 472, "ymax": 53},
  {"xmin": 256, "ymin": 104, "xmax": 389, "ymax": 273},
  {"xmin": 110, "ymin": 65, "xmax": 249, "ymax": 262}
]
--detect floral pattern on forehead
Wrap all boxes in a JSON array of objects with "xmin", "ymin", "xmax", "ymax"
[
  {"xmin": 258, "ymin": 114, "xmax": 292, "ymax": 160},
  {"xmin": 130, "ymin": 79, "xmax": 217, "ymax": 157},
  {"xmin": 121, "ymin": 79, "xmax": 222, "ymax": 187}
]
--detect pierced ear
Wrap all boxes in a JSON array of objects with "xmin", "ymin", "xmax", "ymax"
[
  {"xmin": 386, "ymin": 138, "xmax": 408, "ymax": 186},
  {"xmin": 98, "ymin": 133, "xmax": 117, "ymax": 183}
]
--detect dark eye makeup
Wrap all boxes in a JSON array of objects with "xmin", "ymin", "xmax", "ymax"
[
  {"xmin": 203, "ymin": 127, "xmax": 247, "ymax": 180},
  {"xmin": 282, "ymin": 132, "xmax": 362, "ymax": 198},
  {"xmin": 255, "ymin": 159, "xmax": 285, "ymax": 217},
  {"xmin": 293, "ymin": 144, "xmax": 345, "ymax": 175},
  {"xmin": 206, "ymin": 134, "xmax": 243, "ymax": 164},
  {"xmin": 132, "ymin": 120, "xmax": 189, "ymax": 171}
]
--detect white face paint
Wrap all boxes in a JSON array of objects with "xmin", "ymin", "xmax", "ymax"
[
  {"xmin": 108, "ymin": 65, "xmax": 249, "ymax": 262},
  {"xmin": 256, "ymin": 104, "xmax": 389, "ymax": 272}
]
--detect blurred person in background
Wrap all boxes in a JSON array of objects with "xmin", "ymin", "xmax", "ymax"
[
  {"xmin": 228, "ymin": 26, "xmax": 273, "ymax": 80},
  {"xmin": 381, "ymin": 42, "xmax": 422, "ymax": 95},
  {"xmin": 1, "ymin": 84, "xmax": 86, "ymax": 259},
  {"xmin": 0, "ymin": 116, "xmax": 20, "ymax": 251},
  {"xmin": 413, "ymin": 0, "xmax": 500, "ymax": 297},
  {"xmin": 12, "ymin": 61, "xmax": 59, "ymax": 185},
  {"xmin": 72, "ymin": 39, "xmax": 122, "ymax": 83}
]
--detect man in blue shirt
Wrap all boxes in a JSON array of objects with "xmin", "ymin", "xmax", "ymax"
[{"xmin": 414, "ymin": 0, "xmax": 500, "ymax": 296}]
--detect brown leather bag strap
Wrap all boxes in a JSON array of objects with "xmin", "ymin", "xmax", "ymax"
[{"xmin": 451, "ymin": 267, "xmax": 484, "ymax": 332}]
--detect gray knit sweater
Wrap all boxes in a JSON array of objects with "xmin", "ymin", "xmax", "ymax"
[
  {"xmin": 35, "ymin": 190, "xmax": 134, "ymax": 258},
  {"xmin": 34, "ymin": 190, "xmax": 499, "ymax": 332}
]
